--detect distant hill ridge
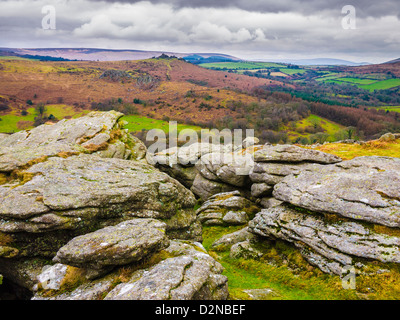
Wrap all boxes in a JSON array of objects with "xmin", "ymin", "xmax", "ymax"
[
  {"xmin": 0, "ymin": 47, "xmax": 240, "ymax": 62},
  {"xmin": 385, "ymin": 58, "xmax": 400, "ymax": 64}
]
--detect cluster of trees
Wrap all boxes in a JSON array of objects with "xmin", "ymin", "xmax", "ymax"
[
  {"xmin": 309, "ymin": 102, "xmax": 400, "ymax": 138},
  {"xmin": 31, "ymin": 103, "xmax": 56, "ymax": 126},
  {"xmin": 252, "ymin": 86, "xmax": 400, "ymax": 139},
  {"xmin": 90, "ymin": 98, "xmax": 139, "ymax": 115},
  {"xmin": 0, "ymin": 98, "xmax": 10, "ymax": 112}
]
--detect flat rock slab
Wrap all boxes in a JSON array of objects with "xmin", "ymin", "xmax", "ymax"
[
  {"xmin": 54, "ymin": 219, "xmax": 169, "ymax": 269},
  {"xmin": 253, "ymin": 144, "xmax": 342, "ymax": 164},
  {"xmin": 249, "ymin": 204, "xmax": 400, "ymax": 275},
  {"xmin": 250, "ymin": 162, "xmax": 319, "ymax": 186},
  {"xmin": 273, "ymin": 156, "xmax": 400, "ymax": 228}
]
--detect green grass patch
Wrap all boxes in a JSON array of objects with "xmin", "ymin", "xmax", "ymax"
[
  {"xmin": 282, "ymin": 114, "xmax": 344, "ymax": 142},
  {"xmin": 121, "ymin": 115, "xmax": 202, "ymax": 133},
  {"xmin": 0, "ymin": 56, "xmax": 35, "ymax": 61},
  {"xmin": 335, "ymin": 77, "xmax": 378, "ymax": 85},
  {"xmin": 373, "ymin": 106, "xmax": 400, "ymax": 113},
  {"xmin": 202, "ymin": 226, "xmax": 359, "ymax": 300},
  {"xmin": 314, "ymin": 139, "xmax": 400, "ymax": 160},
  {"xmin": 0, "ymin": 105, "xmax": 90, "ymax": 133},
  {"xmin": 279, "ymin": 68, "xmax": 307, "ymax": 75},
  {"xmin": 360, "ymin": 79, "xmax": 400, "ymax": 92}
]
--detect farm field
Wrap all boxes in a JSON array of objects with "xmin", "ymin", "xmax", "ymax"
[
  {"xmin": 359, "ymin": 78, "xmax": 400, "ymax": 91},
  {"xmin": 372, "ymin": 105, "xmax": 400, "ymax": 113},
  {"xmin": 0, "ymin": 104, "xmax": 89, "ymax": 133},
  {"xmin": 122, "ymin": 114, "xmax": 202, "ymax": 133},
  {"xmin": 315, "ymin": 74, "xmax": 400, "ymax": 91}
]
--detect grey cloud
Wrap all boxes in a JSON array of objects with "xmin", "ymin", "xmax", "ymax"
[
  {"xmin": 94, "ymin": 0, "xmax": 400, "ymax": 18},
  {"xmin": 0, "ymin": 0, "xmax": 399, "ymax": 63}
]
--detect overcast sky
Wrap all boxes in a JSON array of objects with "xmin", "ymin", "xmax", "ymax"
[{"xmin": 0, "ymin": 0, "xmax": 399, "ymax": 63}]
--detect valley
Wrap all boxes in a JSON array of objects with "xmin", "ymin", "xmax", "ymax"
[{"xmin": 1, "ymin": 54, "xmax": 400, "ymax": 146}]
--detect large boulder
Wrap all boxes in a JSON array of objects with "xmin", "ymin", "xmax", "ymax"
[
  {"xmin": 104, "ymin": 240, "xmax": 228, "ymax": 300},
  {"xmin": 0, "ymin": 111, "xmax": 146, "ymax": 173},
  {"xmin": 0, "ymin": 153, "xmax": 201, "ymax": 290},
  {"xmin": 249, "ymin": 162, "xmax": 318, "ymax": 186},
  {"xmin": 253, "ymin": 144, "xmax": 342, "ymax": 164},
  {"xmin": 190, "ymin": 146, "xmax": 258, "ymax": 200},
  {"xmin": 0, "ymin": 154, "xmax": 199, "ymax": 256},
  {"xmin": 33, "ymin": 241, "xmax": 228, "ymax": 300},
  {"xmin": 195, "ymin": 152, "xmax": 253, "ymax": 188},
  {"xmin": 249, "ymin": 204, "xmax": 400, "ymax": 275},
  {"xmin": 147, "ymin": 143, "xmax": 230, "ymax": 188},
  {"xmin": 191, "ymin": 173, "xmax": 238, "ymax": 201},
  {"xmin": 53, "ymin": 219, "xmax": 170, "ymax": 271},
  {"xmin": 273, "ymin": 156, "xmax": 400, "ymax": 228}
]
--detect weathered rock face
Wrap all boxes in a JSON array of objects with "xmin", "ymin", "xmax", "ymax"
[
  {"xmin": 0, "ymin": 154, "xmax": 199, "ymax": 261},
  {"xmin": 0, "ymin": 111, "xmax": 210, "ymax": 295},
  {"xmin": 249, "ymin": 204, "xmax": 400, "ymax": 275},
  {"xmin": 190, "ymin": 173, "xmax": 239, "ymax": 201},
  {"xmin": 53, "ymin": 219, "xmax": 170, "ymax": 270},
  {"xmin": 211, "ymin": 227, "xmax": 253, "ymax": 250},
  {"xmin": 249, "ymin": 144, "xmax": 341, "ymax": 202},
  {"xmin": 196, "ymin": 191, "xmax": 260, "ymax": 226},
  {"xmin": 190, "ymin": 147, "xmax": 258, "ymax": 200},
  {"xmin": 0, "ymin": 111, "xmax": 146, "ymax": 173},
  {"xmin": 250, "ymin": 162, "xmax": 318, "ymax": 187},
  {"xmin": 253, "ymin": 144, "xmax": 342, "ymax": 164},
  {"xmin": 147, "ymin": 143, "xmax": 231, "ymax": 188},
  {"xmin": 273, "ymin": 156, "xmax": 400, "ymax": 228},
  {"xmin": 195, "ymin": 152, "xmax": 253, "ymax": 188},
  {"xmin": 33, "ymin": 240, "xmax": 228, "ymax": 300}
]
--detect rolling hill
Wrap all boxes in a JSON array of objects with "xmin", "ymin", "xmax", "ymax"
[
  {"xmin": 0, "ymin": 47, "xmax": 240, "ymax": 62},
  {"xmin": 0, "ymin": 54, "xmax": 399, "ymax": 143}
]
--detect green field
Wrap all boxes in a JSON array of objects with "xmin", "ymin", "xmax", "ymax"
[
  {"xmin": 359, "ymin": 79, "xmax": 400, "ymax": 92},
  {"xmin": 335, "ymin": 77, "xmax": 378, "ymax": 85},
  {"xmin": 317, "ymin": 74, "xmax": 400, "ymax": 92},
  {"xmin": 279, "ymin": 68, "xmax": 307, "ymax": 75},
  {"xmin": 0, "ymin": 105, "xmax": 202, "ymax": 134},
  {"xmin": 373, "ymin": 105, "xmax": 400, "ymax": 113},
  {"xmin": 0, "ymin": 105, "xmax": 89, "ymax": 133},
  {"xmin": 121, "ymin": 115, "xmax": 202, "ymax": 133},
  {"xmin": 0, "ymin": 56, "xmax": 34, "ymax": 61}
]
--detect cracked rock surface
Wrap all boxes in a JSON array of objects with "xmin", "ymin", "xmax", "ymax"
[
  {"xmin": 249, "ymin": 204, "xmax": 400, "ymax": 275},
  {"xmin": 196, "ymin": 191, "xmax": 259, "ymax": 226},
  {"xmin": 0, "ymin": 111, "xmax": 146, "ymax": 172},
  {"xmin": 33, "ymin": 241, "xmax": 228, "ymax": 300},
  {"xmin": 273, "ymin": 156, "xmax": 400, "ymax": 227},
  {"xmin": 53, "ymin": 219, "xmax": 170, "ymax": 269}
]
